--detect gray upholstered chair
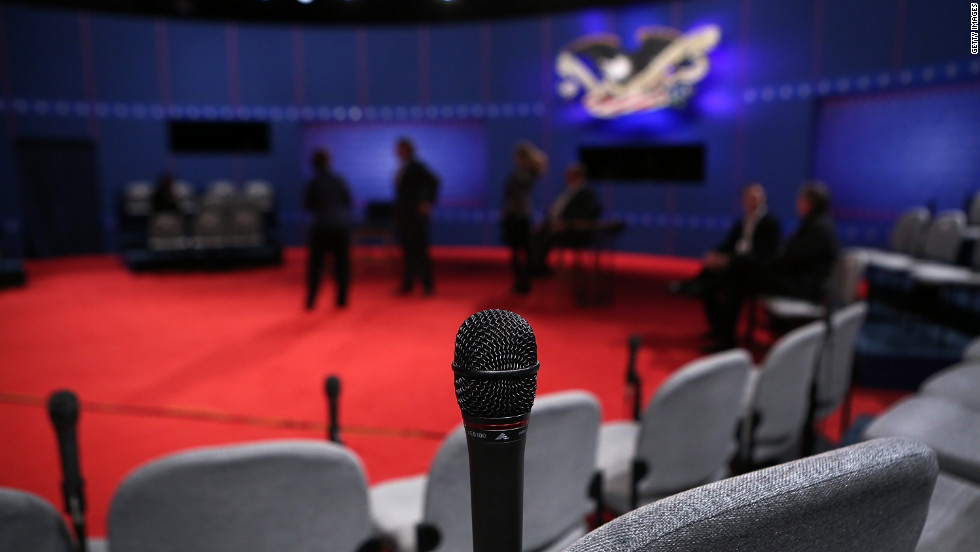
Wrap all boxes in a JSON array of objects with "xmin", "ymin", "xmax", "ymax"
[
  {"xmin": 106, "ymin": 440, "xmax": 377, "ymax": 552},
  {"xmin": 202, "ymin": 180, "xmax": 238, "ymax": 209},
  {"xmin": 561, "ymin": 437, "xmax": 938, "ymax": 552},
  {"xmin": 919, "ymin": 361, "xmax": 980, "ymax": 411},
  {"xmin": 244, "ymin": 180, "xmax": 275, "ymax": 212},
  {"xmin": 173, "ymin": 180, "xmax": 197, "ymax": 213},
  {"xmin": 596, "ymin": 349, "xmax": 751, "ymax": 513},
  {"xmin": 370, "ymin": 391, "xmax": 601, "ymax": 552},
  {"xmin": 963, "ymin": 336, "xmax": 980, "ymax": 361},
  {"xmin": 863, "ymin": 396, "xmax": 980, "ymax": 484},
  {"xmin": 812, "ymin": 302, "xmax": 868, "ymax": 423},
  {"xmin": 741, "ymin": 320, "xmax": 826, "ymax": 466},
  {"xmin": 915, "ymin": 473, "xmax": 980, "ymax": 552},
  {"xmin": 762, "ymin": 251, "xmax": 865, "ymax": 323},
  {"xmin": 851, "ymin": 207, "xmax": 931, "ymax": 269},
  {"xmin": 122, "ymin": 181, "xmax": 153, "ymax": 217},
  {"xmin": 147, "ymin": 212, "xmax": 186, "ymax": 250},
  {"xmin": 888, "ymin": 207, "xmax": 933, "ymax": 255},
  {"xmin": 192, "ymin": 207, "xmax": 227, "ymax": 249},
  {"xmin": 0, "ymin": 487, "xmax": 74, "ymax": 552},
  {"xmin": 863, "ymin": 209, "xmax": 965, "ymax": 275},
  {"xmin": 226, "ymin": 205, "xmax": 264, "ymax": 247}
]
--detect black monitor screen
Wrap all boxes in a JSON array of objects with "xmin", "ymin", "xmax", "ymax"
[
  {"xmin": 169, "ymin": 122, "xmax": 270, "ymax": 153},
  {"xmin": 579, "ymin": 144, "xmax": 705, "ymax": 183}
]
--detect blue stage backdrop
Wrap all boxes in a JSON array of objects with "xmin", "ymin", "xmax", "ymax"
[
  {"xmin": 0, "ymin": 1, "xmax": 974, "ymax": 257},
  {"xmin": 815, "ymin": 82, "xmax": 980, "ymax": 223},
  {"xmin": 302, "ymin": 121, "xmax": 488, "ymax": 212}
]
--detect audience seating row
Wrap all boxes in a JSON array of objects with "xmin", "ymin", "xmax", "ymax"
[
  {"xmin": 9, "ymin": 301, "xmax": 972, "ymax": 552},
  {"xmin": 1, "ymin": 437, "xmax": 942, "ymax": 552},
  {"xmin": 861, "ymin": 343, "xmax": 980, "ymax": 551},
  {"xmin": 119, "ymin": 180, "xmax": 283, "ymax": 269},
  {"xmin": 122, "ymin": 179, "xmax": 276, "ymax": 217},
  {"xmin": 853, "ymin": 202, "xmax": 980, "ymax": 338}
]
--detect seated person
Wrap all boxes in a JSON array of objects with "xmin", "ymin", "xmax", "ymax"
[
  {"xmin": 674, "ymin": 183, "xmax": 781, "ymax": 299},
  {"xmin": 151, "ymin": 171, "xmax": 180, "ymax": 213},
  {"xmin": 703, "ymin": 181, "xmax": 840, "ymax": 352},
  {"xmin": 530, "ymin": 162, "xmax": 602, "ymax": 274}
]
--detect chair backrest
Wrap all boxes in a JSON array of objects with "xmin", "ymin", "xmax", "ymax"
[
  {"xmin": 0, "ymin": 488, "xmax": 74, "ymax": 552},
  {"xmin": 968, "ymin": 190, "xmax": 980, "ymax": 226},
  {"xmin": 423, "ymin": 391, "xmax": 601, "ymax": 552},
  {"xmin": 561, "ymin": 437, "xmax": 938, "ymax": 552},
  {"xmin": 920, "ymin": 210, "xmax": 966, "ymax": 263},
  {"xmin": 148, "ymin": 213, "xmax": 183, "ymax": 238},
  {"xmin": 634, "ymin": 349, "xmax": 751, "ymax": 497},
  {"xmin": 749, "ymin": 320, "xmax": 826, "ymax": 463},
  {"xmin": 814, "ymin": 302, "xmax": 868, "ymax": 420},
  {"xmin": 973, "ymin": 234, "xmax": 980, "ymax": 270},
  {"xmin": 107, "ymin": 440, "xmax": 374, "ymax": 552},
  {"xmin": 227, "ymin": 205, "xmax": 263, "ymax": 236},
  {"xmin": 148, "ymin": 213, "xmax": 185, "ymax": 250},
  {"xmin": 826, "ymin": 251, "xmax": 865, "ymax": 306},
  {"xmin": 244, "ymin": 180, "xmax": 274, "ymax": 212},
  {"xmin": 890, "ymin": 207, "xmax": 931, "ymax": 255},
  {"xmin": 172, "ymin": 180, "xmax": 196, "ymax": 212},
  {"xmin": 203, "ymin": 180, "xmax": 238, "ymax": 208},
  {"xmin": 193, "ymin": 208, "xmax": 227, "ymax": 248},
  {"xmin": 123, "ymin": 181, "xmax": 153, "ymax": 216},
  {"xmin": 964, "ymin": 336, "xmax": 980, "ymax": 361}
]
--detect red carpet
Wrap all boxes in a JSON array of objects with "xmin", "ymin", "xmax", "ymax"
[{"xmin": 0, "ymin": 247, "xmax": 906, "ymax": 535}]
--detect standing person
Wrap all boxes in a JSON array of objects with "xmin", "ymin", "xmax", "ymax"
[
  {"xmin": 702, "ymin": 181, "xmax": 840, "ymax": 352},
  {"xmin": 304, "ymin": 148, "xmax": 351, "ymax": 310},
  {"xmin": 501, "ymin": 142, "xmax": 547, "ymax": 294},
  {"xmin": 394, "ymin": 137, "xmax": 440, "ymax": 295}
]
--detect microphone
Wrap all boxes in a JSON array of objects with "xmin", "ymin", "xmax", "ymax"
[
  {"xmin": 625, "ymin": 334, "xmax": 642, "ymax": 421},
  {"xmin": 453, "ymin": 309, "xmax": 539, "ymax": 552},
  {"xmin": 47, "ymin": 390, "xmax": 88, "ymax": 552},
  {"xmin": 325, "ymin": 375, "xmax": 342, "ymax": 444}
]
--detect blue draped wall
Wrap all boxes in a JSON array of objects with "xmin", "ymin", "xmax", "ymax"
[{"xmin": 0, "ymin": 1, "xmax": 975, "ymax": 257}]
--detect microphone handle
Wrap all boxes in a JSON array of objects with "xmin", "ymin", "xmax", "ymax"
[
  {"xmin": 327, "ymin": 398, "xmax": 340, "ymax": 444},
  {"xmin": 56, "ymin": 427, "xmax": 85, "ymax": 514},
  {"xmin": 56, "ymin": 426, "xmax": 88, "ymax": 552},
  {"xmin": 463, "ymin": 420, "xmax": 528, "ymax": 552}
]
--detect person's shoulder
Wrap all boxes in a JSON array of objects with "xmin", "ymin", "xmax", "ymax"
[{"xmin": 761, "ymin": 212, "xmax": 781, "ymax": 226}]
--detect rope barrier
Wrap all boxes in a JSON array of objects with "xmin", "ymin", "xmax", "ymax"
[{"xmin": 0, "ymin": 391, "xmax": 445, "ymax": 441}]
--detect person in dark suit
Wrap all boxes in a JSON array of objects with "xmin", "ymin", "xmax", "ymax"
[
  {"xmin": 304, "ymin": 148, "xmax": 351, "ymax": 310},
  {"xmin": 703, "ymin": 182, "xmax": 840, "ymax": 352},
  {"xmin": 530, "ymin": 162, "xmax": 602, "ymax": 275},
  {"xmin": 690, "ymin": 184, "xmax": 782, "ymax": 338},
  {"xmin": 501, "ymin": 141, "xmax": 547, "ymax": 294},
  {"xmin": 151, "ymin": 171, "xmax": 180, "ymax": 213},
  {"xmin": 394, "ymin": 137, "xmax": 439, "ymax": 295}
]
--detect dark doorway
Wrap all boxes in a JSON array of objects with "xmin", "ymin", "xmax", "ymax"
[{"xmin": 17, "ymin": 139, "xmax": 103, "ymax": 258}]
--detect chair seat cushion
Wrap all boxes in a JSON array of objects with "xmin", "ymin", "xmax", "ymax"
[
  {"xmin": 763, "ymin": 297, "xmax": 824, "ymax": 319},
  {"xmin": 369, "ymin": 475, "xmax": 427, "ymax": 552},
  {"xmin": 911, "ymin": 264, "xmax": 980, "ymax": 287},
  {"xmin": 915, "ymin": 473, "xmax": 980, "ymax": 552},
  {"xmin": 596, "ymin": 422, "xmax": 639, "ymax": 481},
  {"xmin": 919, "ymin": 362, "xmax": 980, "ymax": 411},
  {"xmin": 597, "ymin": 422, "xmax": 640, "ymax": 513},
  {"xmin": 864, "ymin": 396, "xmax": 980, "ymax": 484},
  {"xmin": 865, "ymin": 251, "xmax": 915, "ymax": 272}
]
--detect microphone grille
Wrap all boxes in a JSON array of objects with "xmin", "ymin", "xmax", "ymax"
[
  {"xmin": 325, "ymin": 375, "xmax": 340, "ymax": 397},
  {"xmin": 453, "ymin": 309, "xmax": 538, "ymax": 418},
  {"xmin": 47, "ymin": 390, "xmax": 79, "ymax": 426}
]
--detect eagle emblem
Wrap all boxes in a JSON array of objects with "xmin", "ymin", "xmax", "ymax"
[{"xmin": 555, "ymin": 25, "xmax": 721, "ymax": 118}]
